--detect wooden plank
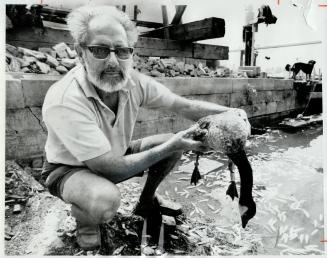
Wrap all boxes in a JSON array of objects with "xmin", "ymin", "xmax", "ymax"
[
  {"xmin": 41, "ymin": 6, "xmax": 70, "ymax": 18},
  {"xmin": 134, "ymin": 20, "xmax": 163, "ymax": 28},
  {"xmin": 141, "ymin": 17, "xmax": 225, "ymax": 41},
  {"xmin": 135, "ymin": 37, "xmax": 192, "ymax": 57},
  {"xmin": 193, "ymin": 43, "xmax": 229, "ymax": 59},
  {"xmin": 171, "ymin": 5, "xmax": 187, "ymax": 25},
  {"xmin": 6, "ymin": 26, "xmax": 74, "ymax": 49},
  {"xmin": 42, "ymin": 14, "xmax": 66, "ymax": 24},
  {"xmin": 135, "ymin": 37, "xmax": 228, "ymax": 59}
]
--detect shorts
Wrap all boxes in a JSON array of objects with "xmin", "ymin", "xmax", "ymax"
[{"xmin": 42, "ymin": 139, "xmax": 143, "ymax": 200}]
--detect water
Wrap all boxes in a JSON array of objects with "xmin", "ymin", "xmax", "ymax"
[
  {"xmin": 131, "ymin": 124, "xmax": 324, "ymax": 255},
  {"xmin": 246, "ymin": 126, "xmax": 324, "ymax": 255}
]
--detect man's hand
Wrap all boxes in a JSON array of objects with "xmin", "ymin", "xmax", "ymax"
[{"xmin": 167, "ymin": 125, "xmax": 209, "ymax": 152}]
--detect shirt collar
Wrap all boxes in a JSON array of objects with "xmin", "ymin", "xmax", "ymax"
[{"xmin": 74, "ymin": 64, "xmax": 136, "ymax": 100}]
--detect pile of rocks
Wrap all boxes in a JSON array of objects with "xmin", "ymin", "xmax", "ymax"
[
  {"xmin": 5, "ymin": 160, "xmax": 45, "ymax": 240},
  {"xmin": 133, "ymin": 56, "xmax": 230, "ymax": 78},
  {"xmin": 6, "ymin": 42, "xmax": 78, "ymax": 75},
  {"xmin": 6, "ymin": 42, "xmax": 230, "ymax": 77}
]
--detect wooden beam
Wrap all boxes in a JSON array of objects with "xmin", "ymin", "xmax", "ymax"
[
  {"xmin": 6, "ymin": 28, "xmax": 228, "ymax": 60},
  {"xmin": 193, "ymin": 43, "xmax": 229, "ymax": 59},
  {"xmin": 171, "ymin": 5, "xmax": 187, "ymax": 25},
  {"xmin": 135, "ymin": 37, "xmax": 228, "ymax": 60},
  {"xmin": 161, "ymin": 5, "xmax": 170, "ymax": 39},
  {"xmin": 42, "ymin": 5, "xmax": 162, "ymax": 28},
  {"xmin": 134, "ymin": 20, "xmax": 163, "ymax": 28},
  {"xmin": 134, "ymin": 5, "xmax": 139, "ymax": 21},
  {"xmin": 41, "ymin": 6, "xmax": 70, "ymax": 18},
  {"xmin": 6, "ymin": 26, "xmax": 74, "ymax": 50},
  {"xmin": 140, "ymin": 17, "xmax": 225, "ymax": 41}
]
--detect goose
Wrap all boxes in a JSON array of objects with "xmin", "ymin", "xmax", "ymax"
[{"xmin": 191, "ymin": 109, "xmax": 255, "ymax": 228}]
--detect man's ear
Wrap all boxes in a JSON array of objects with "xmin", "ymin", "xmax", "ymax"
[{"xmin": 74, "ymin": 43, "xmax": 85, "ymax": 65}]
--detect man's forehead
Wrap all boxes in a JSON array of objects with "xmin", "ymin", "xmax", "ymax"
[{"xmin": 87, "ymin": 15, "xmax": 128, "ymax": 44}]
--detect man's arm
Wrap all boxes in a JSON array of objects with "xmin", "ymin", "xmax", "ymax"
[
  {"xmin": 169, "ymin": 95, "xmax": 232, "ymax": 121},
  {"xmin": 85, "ymin": 126, "xmax": 206, "ymax": 183}
]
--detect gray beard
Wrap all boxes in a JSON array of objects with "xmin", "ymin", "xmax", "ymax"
[{"xmin": 85, "ymin": 63, "xmax": 129, "ymax": 93}]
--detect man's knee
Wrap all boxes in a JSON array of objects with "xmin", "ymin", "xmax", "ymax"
[
  {"xmin": 61, "ymin": 169, "xmax": 121, "ymax": 224},
  {"xmin": 88, "ymin": 184, "xmax": 121, "ymax": 223}
]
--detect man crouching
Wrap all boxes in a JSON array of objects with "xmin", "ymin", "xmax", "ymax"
[{"xmin": 42, "ymin": 5, "xmax": 246, "ymax": 250}]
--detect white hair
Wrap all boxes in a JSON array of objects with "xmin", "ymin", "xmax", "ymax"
[{"xmin": 66, "ymin": 5, "xmax": 138, "ymax": 46}]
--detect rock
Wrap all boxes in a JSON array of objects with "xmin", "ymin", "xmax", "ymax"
[
  {"xmin": 133, "ymin": 54, "xmax": 141, "ymax": 62},
  {"xmin": 23, "ymin": 56, "xmax": 38, "ymax": 65},
  {"xmin": 197, "ymin": 63, "xmax": 207, "ymax": 74},
  {"xmin": 56, "ymin": 65, "xmax": 68, "ymax": 74},
  {"xmin": 184, "ymin": 64, "xmax": 194, "ymax": 72},
  {"xmin": 216, "ymin": 68, "xmax": 226, "ymax": 77},
  {"xmin": 52, "ymin": 42, "xmax": 69, "ymax": 58},
  {"xmin": 6, "ymin": 161, "xmax": 44, "ymax": 192},
  {"xmin": 16, "ymin": 57, "xmax": 30, "ymax": 68},
  {"xmin": 142, "ymin": 246, "xmax": 155, "ymax": 255},
  {"xmin": 195, "ymin": 68, "xmax": 205, "ymax": 77},
  {"xmin": 48, "ymin": 69, "xmax": 60, "ymax": 75},
  {"xmin": 168, "ymin": 69, "xmax": 176, "ymax": 77},
  {"xmin": 162, "ymin": 215, "xmax": 176, "ymax": 227},
  {"xmin": 140, "ymin": 68, "xmax": 151, "ymax": 75},
  {"xmin": 6, "ymin": 44, "xmax": 20, "ymax": 57},
  {"xmin": 175, "ymin": 61, "xmax": 185, "ymax": 73},
  {"xmin": 18, "ymin": 47, "xmax": 47, "ymax": 61},
  {"xmin": 13, "ymin": 204, "xmax": 22, "ymax": 214},
  {"xmin": 156, "ymin": 65, "xmax": 165, "ymax": 73},
  {"xmin": 60, "ymin": 58, "xmax": 76, "ymax": 69},
  {"xmin": 36, "ymin": 61, "xmax": 51, "ymax": 74},
  {"xmin": 7, "ymin": 55, "xmax": 21, "ymax": 72},
  {"xmin": 66, "ymin": 47, "xmax": 77, "ymax": 59},
  {"xmin": 150, "ymin": 70, "xmax": 165, "ymax": 77},
  {"xmin": 38, "ymin": 47, "xmax": 53, "ymax": 55},
  {"xmin": 45, "ymin": 54, "xmax": 59, "ymax": 68},
  {"xmin": 21, "ymin": 67, "xmax": 31, "ymax": 73},
  {"xmin": 160, "ymin": 58, "xmax": 176, "ymax": 69}
]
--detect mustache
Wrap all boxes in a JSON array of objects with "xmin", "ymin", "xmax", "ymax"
[{"xmin": 100, "ymin": 66, "xmax": 125, "ymax": 78}]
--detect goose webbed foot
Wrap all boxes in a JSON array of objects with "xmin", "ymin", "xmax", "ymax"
[
  {"xmin": 190, "ymin": 163, "xmax": 201, "ymax": 185},
  {"xmin": 226, "ymin": 181, "xmax": 239, "ymax": 200},
  {"xmin": 239, "ymin": 200, "xmax": 256, "ymax": 228},
  {"xmin": 191, "ymin": 153, "xmax": 201, "ymax": 185}
]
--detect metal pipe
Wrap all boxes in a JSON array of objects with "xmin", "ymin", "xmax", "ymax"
[{"xmin": 230, "ymin": 40, "xmax": 322, "ymax": 52}]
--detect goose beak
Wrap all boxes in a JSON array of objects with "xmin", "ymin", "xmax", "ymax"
[{"xmin": 239, "ymin": 201, "xmax": 256, "ymax": 228}]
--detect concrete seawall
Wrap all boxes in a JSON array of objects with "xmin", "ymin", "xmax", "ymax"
[{"xmin": 6, "ymin": 73, "xmax": 308, "ymax": 160}]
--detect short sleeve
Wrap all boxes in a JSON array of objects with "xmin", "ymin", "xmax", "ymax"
[
  {"xmin": 44, "ymin": 104, "xmax": 111, "ymax": 162},
  {"xmin": 140, "ymin": 75, "xmax": 177, "ymax": 109}
]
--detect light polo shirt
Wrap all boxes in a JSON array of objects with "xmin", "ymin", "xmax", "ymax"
[{"xmin": 42, "ymin": 64, "xmax": 177, "ymax": 166}]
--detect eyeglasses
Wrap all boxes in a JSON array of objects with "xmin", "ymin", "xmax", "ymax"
[{"xmin": 81, "ymin": 45, "xmax": 134, "ymax": 60}]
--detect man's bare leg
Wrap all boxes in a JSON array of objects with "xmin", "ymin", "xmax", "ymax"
[{"xmin": 61, "ymin": 169, "xmax": 121, "ymax": 250}]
